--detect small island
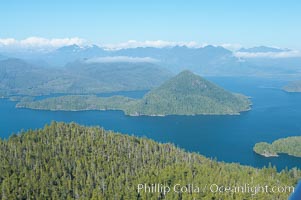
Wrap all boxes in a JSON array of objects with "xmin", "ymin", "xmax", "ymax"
[
  {"xmin": 17, "ymin": 70, "xmax": 251, "ymax": 116},
  {"xmin": 282, "ymin": 80, "xmax": 301, "ymax": 92},
  {"xmin": 253, "ymin": 136, "xmax": 301, "ymax": 157}
]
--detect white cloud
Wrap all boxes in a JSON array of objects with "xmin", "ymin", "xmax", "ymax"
[
  {"xmin": 103, "ymin": 40, "xmax": 204, "ymax": 50},
  {"xmin": 0, "ymin": 38, "xmax": 17, "ymax": 46},
  {"xmin": 0, "ymin": 37, "xmax": 244, "ymax": 52},
  {"xmin": 234, "ymin": 50, "xmax": 301, "ymax": 58},
  {"xmin": 85, "ymin": 56, "xmax": 159, "ymax": 63},
  {"xmin": 0, "ymin": 37, "xmax": 86, "ymax": 49}
]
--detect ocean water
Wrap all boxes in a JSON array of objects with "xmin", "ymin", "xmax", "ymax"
[{"xmin": 0, "ymin": 77, "xmax": 301, "ymax": 170}]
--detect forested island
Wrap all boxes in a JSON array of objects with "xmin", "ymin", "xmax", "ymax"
[
  {"xmin": 283, "ymin": 80, "xmax": 301, "ymax": 92},
  {"xmin": 0, "ymin": 122, "xmax": 299, "ymax": 199},
  {"xmin": 17, "ymin": 71, "xmax": 251, "ymax": 116},
  {"xmin": 254, "ymin": 136, "xmax": 301, "ymax": 157}
]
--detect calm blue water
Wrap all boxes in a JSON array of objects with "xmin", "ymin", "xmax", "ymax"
[{"xmin": 1, "ymin": 77, "xmax": 301, "ymax": 171}]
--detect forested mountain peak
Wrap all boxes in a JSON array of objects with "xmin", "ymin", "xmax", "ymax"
[
  {"xmin": 149, "ymin": 70, "xmax": 230, "ymax": 96},
  {"xmin": 131, "ymin": 71, "xmax": 251, "ymax": 115}
]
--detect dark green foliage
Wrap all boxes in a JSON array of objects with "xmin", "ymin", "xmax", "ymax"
[
  {"xmin": 254, "ymin": 136, "xmax": 301, "ymax": 157},
  {"xmin": 18, "ymin": 71, "xmax": 251, "ymax": 116},
  {"xmin": 0, "ymin": 122, "xmax": 299, "ymax": 199}
]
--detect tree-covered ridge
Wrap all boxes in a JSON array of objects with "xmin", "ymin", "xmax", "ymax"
[
  {"xmin": 17, "ymin": 95, "xmax": 137, "ymax": 111},
  {"xmin": 283, "ymin": 80, "xmax": 301, "ymax": 92},
  {"xmin": 17, "ymin": 71, "xmax": 251, "ymax": 116},
  {"xmin": 254, "ymin": 136, "xmax": 301, "ymax": 157},
  {"xmin": 0, "ymin": 122, "xmax": 299, "ymax": 200},
  {"xmin": 0, "ymin": 59, "xmax": 172, "ymax": 96}
]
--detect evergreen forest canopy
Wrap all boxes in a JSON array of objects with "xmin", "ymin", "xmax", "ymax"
[
  {"xmin": 17, "ymin": 71, "xmax": 251, "ymax": 116},
  {"xmin": 0, "ymin": 122, "xmax": 299, "ymax": 199}
]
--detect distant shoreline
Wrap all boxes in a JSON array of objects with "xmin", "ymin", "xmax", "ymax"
[
  {"xmin": 16, "ymin": 104, "xmax": 250, "ymax": 117},
  {"xmin": 253, "ymin": 151, "xmax": 279, "ymax": 158}
]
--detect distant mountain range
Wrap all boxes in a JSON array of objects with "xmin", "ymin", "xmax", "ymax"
[
  {"xmin": 238, "ymin": 46, "xmax": 289, "ymax": 53},
  {"xmin": 35, "ymin": 44, "xmax": 239, "ymax": 72},
  {"xmin": 3, "ymin": 45, "xmax": 301, "ymax": 77}
]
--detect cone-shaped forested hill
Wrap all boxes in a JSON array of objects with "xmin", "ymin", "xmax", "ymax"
[{"xmin": 129, "ymin": 70, "xmax": 251, "ymax": 115}]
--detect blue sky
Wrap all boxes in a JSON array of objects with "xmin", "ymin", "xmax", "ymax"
[{"xmin": 0, "ymin": 0, "xmax": 300, "ymax": 49}]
